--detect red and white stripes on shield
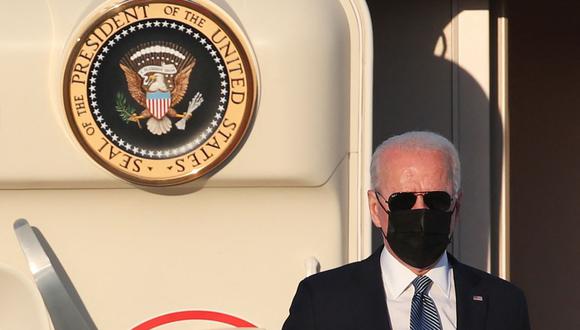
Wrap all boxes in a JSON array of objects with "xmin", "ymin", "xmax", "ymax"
[{"xmin": 146, "ymin": 92, "xmax": 171, "ymax": 119}]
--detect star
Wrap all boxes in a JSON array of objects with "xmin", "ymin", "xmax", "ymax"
[
  {"xmin": 172, "ymin": 149, "xmax": 179, "ymax": 155},
  {"xmin": 221, "ymin": 88, "xmax": 227, "ymax": 95},
  {"xmin": 133, "ymin": 146, "xmax": 139, "ymax": 153},
  {"xmin": 97, "ymin": 54, "xmax": 104, "ymax": 61},
  {"xmin": 153, "ymin": 21, "xmax": 160, "ymax": 27},
  {"xmin": 91, "ymin": 68, "xmax": 99, "ymax": 76},
  {"xmin": 162, "ymin": 21, "xmax": 169, "ymax": 27},
  {"xmin": 91, "ymin": 101, "xmax": 98, "ymax": 107},
  {"xmin": 121, "ymin": 30, "xmax": 129, "ymax": 36},
  {"xmin": 179, "ymin": 146, "xmax": 187, "ymax": 152},
  {"xmin": 201, "ymin": 132, "xmax": 208, "ymax": 139},
  {"xmin": 219, "ymin": 72, "xmax": 226, "ymax": 79},
  {"xmin": 194, "ymin": 138, "xmax": 200, "ymax": 145},
  {"xmin": 217, "ymin": 64, "xmax": 224, "ymax": 71},
  {"xmin": 129, "ymin": 26, "xmax": 136, "ymax": 32},
  {"xmin": 137, "ymin": 23, "xmax": 144, "ymax": 29},
  {"xmin": 200, "ymin": 38, "xmax": 207, "ymax": 44},
  {"xmin": 90, "ymin": 77, "xmax": 97, "ymax": 84},
  {"xmin": 108, "ymin": 40, "xmax": 115, "ymax": 46},
  {"xmin": 140, "ymin": 149, "xmax": 147, "ymax": 156},
  {"xmin": 210, "ymin": 50, "xmax": 217, "ymax": 57},
  {"xmin": 112, "ymin": 134, "xmax": 118, "ymax": 141},
  {"xmin": 119, "ymin": 139, "xmax": 125, "ymax": 146},
  {"xmin": 148, "ymin": 150, "xmax": 154, "ymax": 157},
  {"xmin": 185, "ymin": 28, "xmax": 193, "ymax": 34},
  {"xmin": 205, "ymin": 44, "xmax": 212, "ymax": 50},
  {"xmin": 89, "ymin": 85, "xmax": 96, "ymax": 91},
  {"xmin": 126, "ymin": 142, "xmax": 132, "ymax": 149},
  {"xmin": 170, "ymin": 22, "xmax": 177, "ymax": 29},
  {"xmin": 214, "ymin": 113, "xmax": 222, "ymax": 119},
  {"xmin": 89, "ymin": 93, "xmax": 97, "ymax": 99},
  {"xmin": 114, "ymin": 35, "xmax": 121, "ymax": 41},
  {"xmin": 102, "ymin": 46, "xmax": 109, "ymax": 53},
  {"xmin": 92, "ymin": 108, "xmax": 100, "ymax": 114},
  {"xmin": 101, "ymin": 122, "xmax": 108, "ymax": 129},
  {"xmin": 164, "ymin": 150, "xmax": 170, "ymax": 157},
  {"xmin": 94, "ymin": 61, "xmax": 101, "ymax": 68},
  {"xmin": 214, "ymin": 57, "xmax": 221, "ymax": 63},
  {"xmin": 221, "ymin": 80, "xmax": 227, "ymax": 87},
  {"xmin": 156, "ymin": 150, "xmax": 163, "ymax": 157},
  {"xmin": 211, "ymin": 120, "xmax": 218, "ymax": 127},
  {"xmin": 218, "ymin": 105, "xmax": 225, "ymax": 111},
  {"xmin": 105, "ymin": 128, "xmax": 112, "ymax": 135},
  {"xmin": 193, "ymin": 33, "xmax": 200, "ymax": 39},
  {"xmin": 178, "ymin": 25, "xmax": 185, "ymax": 31},
  {"xmin": 145, "ymin": 21, "xmax": 152, "ymax": 28},
  {"xmin": 206, "ymin": 127, "xmax": 212, "ymax": 133},
  {"xmin": 220, "ymin": 97, "xmax": 226, "ymax": 103},
  {"xmin": 96, "ymin": 115, "xmax": 103, "ymax": 122}
]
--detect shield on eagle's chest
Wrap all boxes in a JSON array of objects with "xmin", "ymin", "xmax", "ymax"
[{"xmin": 146, "ymin": 91, "xmax": 172, "ymax": 119}]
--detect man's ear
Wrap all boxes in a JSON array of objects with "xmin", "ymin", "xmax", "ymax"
[
  {"xmin": 455, "ymin": 190, "xmax": 462, "ymax": 212},
  {"xmin": 368, "ymin": 190, "xmax": 382, "ymax": 228},
  {"xmin": 451, "ymin": 190, "xmax": 462, "ymax": 231}
]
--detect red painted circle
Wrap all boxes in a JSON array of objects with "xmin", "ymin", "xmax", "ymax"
[{"xmin": 132, "ymin": 310, "xmax": 257, "ymax": 329}]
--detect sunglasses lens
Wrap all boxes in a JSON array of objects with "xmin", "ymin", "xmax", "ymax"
[
  {"xmin": 388, "ymin": 193, "xmax": 417, "ymax": 211},
  {"xmin": 424, "ymin": 191, "xmax": 452, "ymax": 211}
]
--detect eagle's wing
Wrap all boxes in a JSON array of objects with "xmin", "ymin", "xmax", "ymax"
[
  {"xmin": 119, "ymin": 64, "xmax": 146, "ymax": 107},
  {"xmin": 171, "ymin": 60, "xmax": 196, "ymax": 106}
]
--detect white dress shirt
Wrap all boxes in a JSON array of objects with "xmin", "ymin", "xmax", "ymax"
[{"xmin": 380, "ymin": 247, "xmax": 457, "ymax": 330}]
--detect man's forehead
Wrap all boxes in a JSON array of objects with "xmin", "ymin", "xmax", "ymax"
[
  {"xmin": 377, "ymin": 148, "xmax": 452, "ymax": 185},
  {"xmin": 380, "ymin": 147, "xmax": 450, "ymax": 164}
]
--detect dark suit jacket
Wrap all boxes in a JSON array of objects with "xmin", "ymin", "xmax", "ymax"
[{"xmin": 283, "ymin": 247, "xmax": 530, "ymax": 330}]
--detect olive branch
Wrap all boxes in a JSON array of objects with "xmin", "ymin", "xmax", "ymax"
[{"xmin": 115, "ymin": 92, "xmax": 136, "ymax": 123}]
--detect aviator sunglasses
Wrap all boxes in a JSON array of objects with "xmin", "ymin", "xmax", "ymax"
[{"xmin": 375, "ymin": 191, "xmax": 454, "ymax": 212}]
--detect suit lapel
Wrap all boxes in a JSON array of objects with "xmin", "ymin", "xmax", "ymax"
[
  {"xmin": 361, "ymin": 249, "xmax": 489, "ymax": 330},
  {"xmin": 450, "ymin": 254, "xmax": 488, "ymax": 330},
  {"xmin": 355, "ymin": 247, "xmax": 392, "ymax": 330}
]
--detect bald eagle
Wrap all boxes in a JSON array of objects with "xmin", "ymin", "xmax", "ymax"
[{"xmin": 119, "ymin": 58, "xmax": 196, "ymax": 135}]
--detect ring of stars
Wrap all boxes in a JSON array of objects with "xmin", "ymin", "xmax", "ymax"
[{"xmin": 88, "ymin": 20, "xmax": 229, "ymax": 159}]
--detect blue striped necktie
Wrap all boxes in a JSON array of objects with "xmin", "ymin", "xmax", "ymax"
[{"xmin": 410, "ymin": 276, "xmax": 442, "ymax": 330}]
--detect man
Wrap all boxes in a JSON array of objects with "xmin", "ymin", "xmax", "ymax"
[{"xmin": 282, "ymin": 131, "xmax": 530, "ymax": 330}]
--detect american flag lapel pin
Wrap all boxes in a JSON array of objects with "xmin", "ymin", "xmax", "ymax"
[{"xmin": 473, "ymin": 295, "xmax": 484, "ymax": 302}]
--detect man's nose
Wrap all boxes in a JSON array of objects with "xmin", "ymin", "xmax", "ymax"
[{"xmin": 413, "ymin": 195, "xmax": 427, "ymax": 209}]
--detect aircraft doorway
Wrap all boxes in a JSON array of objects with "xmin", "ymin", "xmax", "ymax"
[{"xmin": 509, "ymin": 0, "xmax": 580, "ymax": 328}]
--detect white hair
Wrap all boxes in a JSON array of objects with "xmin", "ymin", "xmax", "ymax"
[{"xmin": 370, "ymin": 131, "xmax": 461, "ymax": 195}]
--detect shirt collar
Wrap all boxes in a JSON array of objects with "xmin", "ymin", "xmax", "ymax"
[{"xmin": 380, "ymin": 246, "xmax": 452, "ymax": 298}]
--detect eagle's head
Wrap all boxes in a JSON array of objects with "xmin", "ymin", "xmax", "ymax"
[{"xmin": 144, "ymin": 73, "xmax": 169, "ymax": 92}]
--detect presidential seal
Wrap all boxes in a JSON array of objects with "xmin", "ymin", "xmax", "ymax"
[{"xmin": 63, "ymin": 0, "xmax": 258, "ymax": 186}]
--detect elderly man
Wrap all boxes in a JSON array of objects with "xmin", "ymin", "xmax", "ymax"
[{"xmin": 283, "ymin": 131, "xmax": 530, "ymax": 330}]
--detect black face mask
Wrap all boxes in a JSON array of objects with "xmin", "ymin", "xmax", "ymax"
[{"xmin": 378, "ymin": 209, "xmax": 452, "ymax": 268}]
